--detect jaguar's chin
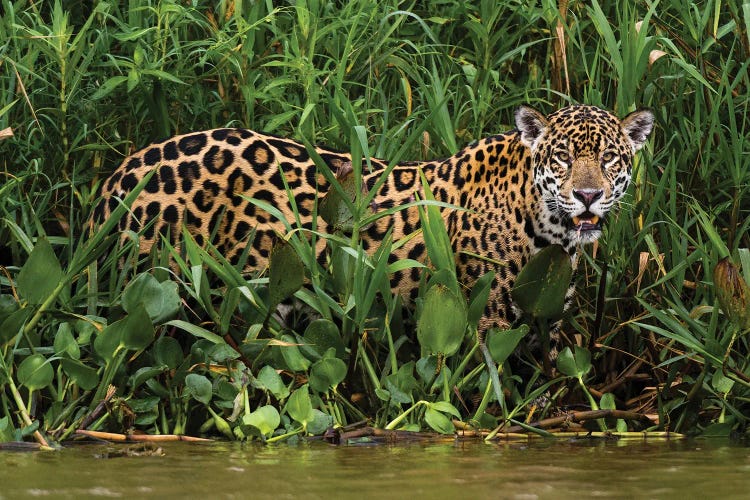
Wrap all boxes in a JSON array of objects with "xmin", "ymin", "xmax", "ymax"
[{"xmin": 566, "ymin": 211, "xmax": 605, "ymax": 242}]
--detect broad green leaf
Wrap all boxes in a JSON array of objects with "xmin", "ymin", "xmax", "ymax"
[
  {"xmin": 153, "ymin": 336, "xmax": 183, "ymax": 370},
  {"xmin": 384, "ymin": 362, "xmax": 417, "ymax": 404},
  {"xmin": 286, "ymin": 384, "xmax": 314, "ymax": 427},
  {"xmin": 424, "ymin": 407, "xmax": 454, "ymax": 434},
  {"xmin": 185, "ymin": 373, "xmax": 212, "ymax": 404},
  {"xmin": 255, "ymin": 365, "xmax": 290, "ymax": 400},
  {"xmin": 243, "ymin": 405, "xmax": 280, "ymax": 438},
  {"xmin": 486, "ymin": 325, "xmax": 529, "ymax": 365},
  {"xmin": 511, "ymin": 244, "xmax": 573, "ymax": 320},
  {"xmin": 318, "ymin": 162, "xmax": 376, "ymax": 233},
  {"xmin": 429, "ymin": 401, "xmax": 462, "ymax": 419},
  {"xmin": 279, "ymin": 334, "xmax": 310, "ymax": 372},
  {"xmin": 0, "ymin": 308, "xmax": 31, "ymax": 345},
  {"xmin": 207, "ymin": 343, "xmax": 241, "ymax": 363},
  {"xmin": 416, "ymin": 355, "xmax": 438, "ymax": 384},
  {"xmin": 94, "ymin": 316, "xmax": 127, "ymax": 360},
  {"xmin": 95, "ymin": 304, "xmax": 155, "ymax": 360},
  {"xmin": 121, "ymin": 303, "xmax": 156, "ymax": 351},
  {"xmin": 309, "ymin": 356, "xmax": 347, "ymax": 392},
  {"xmin": 17, "ymin": 354, "xmax": 54, "ymax": 391},
  {"xmin": 556, "ymin": 346, "xmax": 592, "ymax": 379},
  {"xmin": 54, "ymin": 323, "xmax": 80, "ymax": 359},
  {"xmin": 17, "ymin": 237, "xmax": 62, "ymax": 305},
  {"xmin": 303, "ymin": 319, "xmax": 345, "ymax": 359},
  {"xmin": 267, "ymin": 240, "xmax": 304, "ymax": 310},
  {"xmin": 0, "ymin": 416, "xmax": 16, "ymax": 443},
  {"xmin": 60, "ymin": 358, "xmax": 99, "ymax": 390},
  {"xmin": 122, "ymin": 273, "xmax": 180, "ymax": 324},
  {"xmin": 306, "ymin": 409, "xmax": 334, "ymax": 436},
  {"xmin": 417, "ymin": 284, "xmax": 467, "ymax": 357}
]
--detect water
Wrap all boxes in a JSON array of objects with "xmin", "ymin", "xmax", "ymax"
[{"xmin": 1, "ymin": 438, "xmax": 749, "ymax": 499}]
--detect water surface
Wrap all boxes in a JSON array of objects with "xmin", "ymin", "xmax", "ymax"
[{"xmin": 1, "ymin": 438, "xmax": 748, "ymax": 498}]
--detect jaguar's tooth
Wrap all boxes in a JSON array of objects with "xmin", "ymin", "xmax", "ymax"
[{"xmin": 573, "ymin": 216, "xmax": 581, "ymax": 226}]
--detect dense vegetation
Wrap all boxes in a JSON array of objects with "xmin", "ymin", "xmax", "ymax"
[{"xmin": 1, "ymin": 0, "xmax": 750, "ymax": 446}]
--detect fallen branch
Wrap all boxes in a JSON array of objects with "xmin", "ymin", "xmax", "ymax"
[
  {"xmin": 498, "ymin": 409, "xmax": 654, "ymax": 433},
  {"xmin": 328, "ymin": 426, "xmax": 455, "ymax": 445},
  {"xmin": 76, "ymin": 430, "xmax": 212, "ymax": 442}
]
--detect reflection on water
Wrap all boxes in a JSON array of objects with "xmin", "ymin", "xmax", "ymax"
[{"xmin": 1, "ymin": 438, "xmax": 750, "ymax": 499}]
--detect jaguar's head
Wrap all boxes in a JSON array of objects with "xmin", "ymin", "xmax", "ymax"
[{"xmin": 516, "ymin": 104, "xmax": 654, "ymax": 243}]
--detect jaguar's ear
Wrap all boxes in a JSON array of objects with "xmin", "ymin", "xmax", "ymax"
[
  {"xmin": 515, "ymin": 105, "xmax": 549, "ymax": 149},
  {"xmin": 621, "ymin": 109, "xmax": 654, "ymax": 151}
]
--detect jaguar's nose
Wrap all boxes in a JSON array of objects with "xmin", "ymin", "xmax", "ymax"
[{"xmin": 572, "ymin": 189, "xmax": 604, "ymax": 208}]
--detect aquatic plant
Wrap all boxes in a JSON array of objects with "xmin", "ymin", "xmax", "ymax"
[{"xmin": 1, "ymin": 0, "xmax": 749, "ymax": 444}]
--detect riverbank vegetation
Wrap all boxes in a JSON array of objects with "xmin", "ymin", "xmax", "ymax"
[{"xmin": 1, "ymin": 0, "xmax": 749, "ymax": 445}]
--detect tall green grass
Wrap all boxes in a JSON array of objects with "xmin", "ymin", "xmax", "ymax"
[{"xmin": 1, "ymin": 0, "xmax": 749, "ymax": 443}]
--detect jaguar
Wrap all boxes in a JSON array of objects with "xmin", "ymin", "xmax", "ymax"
[{"xmin": 94, "ymin": 104, "xmax": 654, "ymax": 332}]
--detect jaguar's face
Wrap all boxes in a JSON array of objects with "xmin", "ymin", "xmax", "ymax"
[{"xmin": 516, "ymin": 104, "xmax": 654, "ymax": 243}]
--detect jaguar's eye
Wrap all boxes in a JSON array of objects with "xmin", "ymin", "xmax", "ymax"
[
  {"xmin": 601, "ymin": 151, "xmax": 617, "ymax": 164},
  {"xmin": 556, "ymin": 151, "xmax": 570, "ymax": 164}
]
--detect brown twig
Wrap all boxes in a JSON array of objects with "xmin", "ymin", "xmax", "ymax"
[{"xmin": 499, "ymin": 409, "xmax": 654, "ymax": 434}]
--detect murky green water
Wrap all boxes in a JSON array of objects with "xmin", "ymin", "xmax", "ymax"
[{"xmin": 1, "ymin": 438, "xmax": 749, "ymax": 499}]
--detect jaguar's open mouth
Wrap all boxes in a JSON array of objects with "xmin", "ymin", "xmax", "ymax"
[{"xmin": 570, "ymin": 211, "xmax": 603, "ymax": 232}]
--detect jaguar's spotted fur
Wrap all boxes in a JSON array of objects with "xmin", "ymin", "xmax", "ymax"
[{"xmin": 95, "ymin": 104, "xmax": 654, "ymax": 331}]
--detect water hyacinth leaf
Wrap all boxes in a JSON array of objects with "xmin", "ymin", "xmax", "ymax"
[
  {"xmin": 207, "ymin": 343, "xmax": 240, "ymax": 363},
  {"xmin": 556, "ymin": 346, "xmax": 592, "ymax": 379},
  {"xmin": 429, "ymin": 401, "xmax": 462, "ymax": 419},
  {"xmin": 417, "ymin": 284, "xmax": 467, "ymax": 357},
  {"xmin": 303, "ymin": 319, "xmax": 345, "ymax": 359},
  {"xmin": 185, "ymin": 373, "xmax": 212, "ymax": 404},
  {"xmin": 319, "ymin": 163, "xmax": 375, "ymax": 232},
  {"xmin": 17, "ymin": 237, "xmax": 63, "ymax": 305},
  {"xmin": 54, "ymin": 323, "xmax": 80, "ymax": 359},
  {"xmin": 255, "ymin": 365, "xmax": 290, "ymax": 400},
  {"xmin": 416, "ymin": 355, "xmax": 438, "ymax": 384},
  {"xmin": 17, "ymin": 354, "xmax": 54, "ymax": 391},
  {"xmin": 153, "ymin": 336, "xmax": 183, "ymax": 370},
  {"xmin": 309, "ymin": 355, "xmax": 347, "ymax": 392},
  {"xmin": 60, "ymin": 358, "xmax": 99, "ymax": 390},
  {"xmin": 267, "ymin": 240, "xmax": 304, "ymax": 311},
  {"xmin": 486, "ymin": 325, "xmax": 529, "ymax": 365},
  {"xmin": 94, "ymin": 316, "xmax": 127, "ymax": 360},
  {"xmin": 243, "ymin": 405, "xmax": 280, "ymax": 438},
  {"xmin": 286, "ymin": 384, "xmax": 314, "ymax": 427},
  {"xmin": 384, "ymin": 361, "xmax": 417, "ymax": 404},
  {"xmin": 511, "ymin": 244, "xmax": 572, "ymax": 320},
  {"xmin": 307, "ymin": 409, "xmax": 334, "ymax": 436},
  {"xmin": 122, "ymin": 273, "xmax": 180, "ymax": 324},
  {"xmin": 0, "ymin": 308, "xmax": 31, "ymax": 345},
  {"xmin": 424, "ymin": 407, "xmax": 454, "ymax": 434},
  {"xmin": 0, "ymin": 416, "xmax": 15, "ymax": 443},
  {"xmin": 375, "ymin": 388, "xmax": 391, "ymax": 402},
  {"xmin": 279, "ymin": 334, "xmax": 310, "ymax": 372},
  {"xmin": 121, "ymin": 303, "xmax": 156, "ymax": 351}
]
